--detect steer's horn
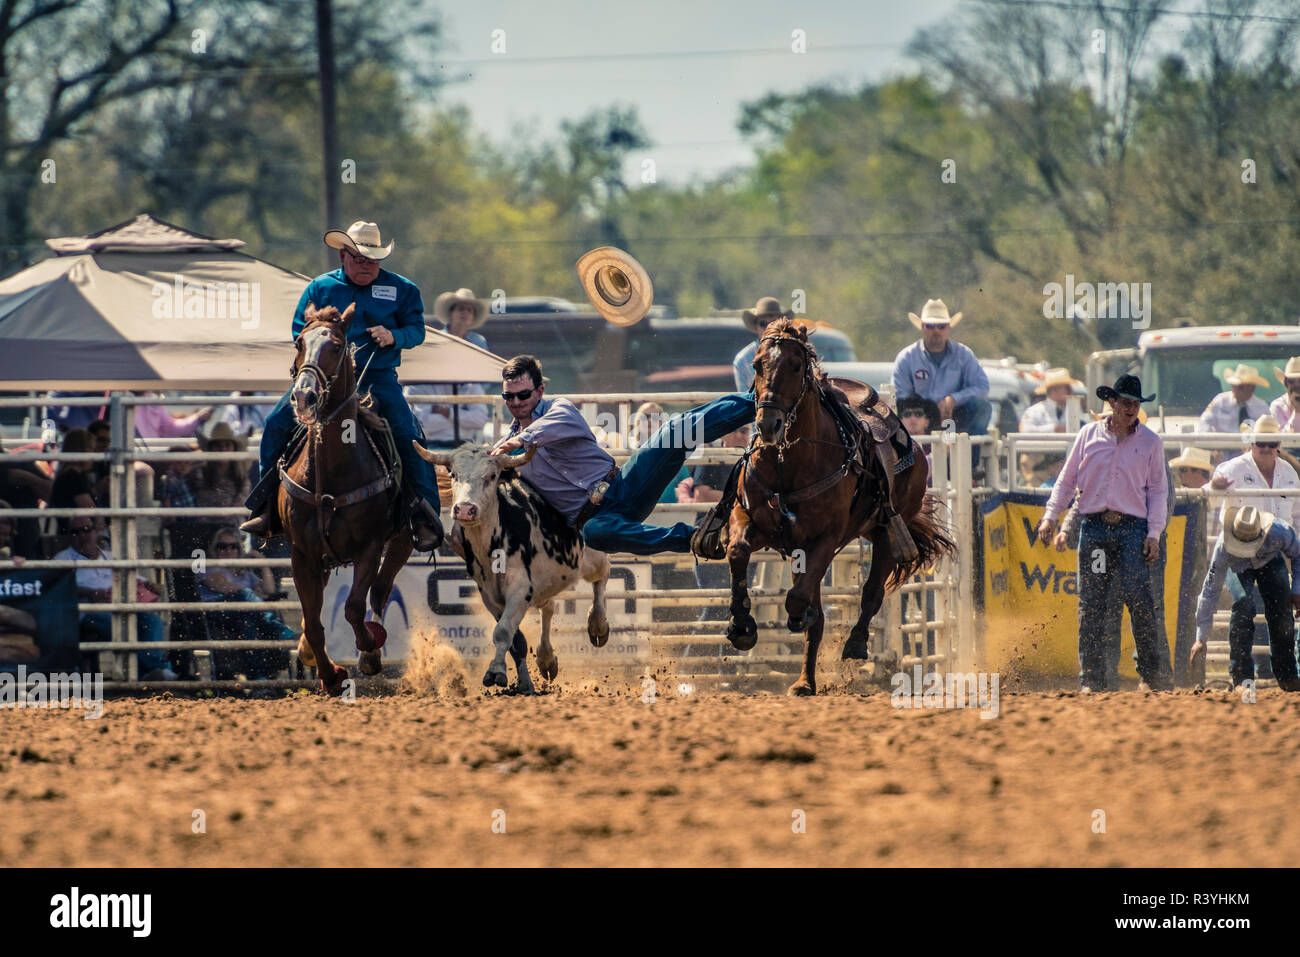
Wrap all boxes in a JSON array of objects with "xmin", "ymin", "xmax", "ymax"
[
  {"xmin": 492, "ymin": 445, "xmax": 537, "ymax": 470},
  {"xmin": 411, "ymin": 440, "xmax": 452, "ymax": 468}
]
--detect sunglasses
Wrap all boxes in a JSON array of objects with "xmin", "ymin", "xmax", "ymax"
[
  {"xmin": 501, "ymin": 388, "xmax": 535, "ymax": 402},
  {"xmin": 1255, "ymin": 442, "xmax": 1280, "ymax": 450},
  {"xmin": 900, "ymin": 410, "xmax": 928, "ymax": 418},
  {"xmin": 216, "ymin": 542, "xmax": 240, "ymax": 551},
  {"xmin": 70, "ymin": 524, "xmax": 95, "ymax": 534}
]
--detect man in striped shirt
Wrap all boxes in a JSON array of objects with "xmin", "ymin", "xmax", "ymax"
[{"xmin": 1038, "ymin": 375, "xmax": 1173, "ymax": 691}]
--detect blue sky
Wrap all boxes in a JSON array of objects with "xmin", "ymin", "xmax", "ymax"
[{"xmin": 429, "ymin": 0, "xmax": 964, "ymax": 182}]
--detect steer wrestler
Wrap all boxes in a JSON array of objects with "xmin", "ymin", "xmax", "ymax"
[{"xmin": 483, "ymin": 355, "xmax": 754, "ymax": 556}]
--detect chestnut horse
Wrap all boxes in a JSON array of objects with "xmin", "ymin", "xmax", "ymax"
[
  {"xmin": 725, "ymin": 319, "xmax": 956, "ymax": 695},
  {"xmin": 281, "ymin": 303, "xmax": 413, "ymax": 694}
]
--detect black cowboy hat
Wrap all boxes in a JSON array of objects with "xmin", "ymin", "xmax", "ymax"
[{"xmin": 1096, "ymin": 374, "xmax": 1154, "ymax": 404}]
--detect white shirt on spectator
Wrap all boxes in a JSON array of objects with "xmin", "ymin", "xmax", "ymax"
[
  {"xmin": 53, "ymin": 544, "xmax": 113, "ymax": 591},
  {"xmin": 1199, "ymin": 391, "xmax": 1269, "ymax": 433},
  {"xmin": 1019, "ymin": 398, "xmax": 1069, "ymax": 432},
  {"xmin": 405, "ymin": 383, "xmax": 490, "ymax": 444},
  {"xmin": 1213, "ymin": 450, "xmax": 1300, "ymax": 526}
]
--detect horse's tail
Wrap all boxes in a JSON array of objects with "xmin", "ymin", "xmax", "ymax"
[{"xmin": 885, "ymin": 492, "xmax": 957, "ymax": 591}]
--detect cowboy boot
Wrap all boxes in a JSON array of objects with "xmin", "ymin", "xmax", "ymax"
[
  {"xmin": 239, "ymin": 486, "xmax": 280, "ymax": 539},
  {"xmin": 410, "ymin": 498, "xmax": 444, "ymax": 552}
]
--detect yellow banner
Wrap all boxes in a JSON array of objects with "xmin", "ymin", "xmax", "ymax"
[{"xmin": 982, "ymin": 497, "xmax": 1188, "ymax": 677}]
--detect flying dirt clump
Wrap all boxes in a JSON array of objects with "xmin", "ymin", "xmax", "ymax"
[{"xmin": 399, "ymin": 631, "xmax": 470, "ymax": 698}]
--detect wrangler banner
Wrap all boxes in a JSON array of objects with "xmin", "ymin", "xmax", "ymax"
[{"xmin": 979, "ymin": 493, "xmax": 1204, "ymax": 681}]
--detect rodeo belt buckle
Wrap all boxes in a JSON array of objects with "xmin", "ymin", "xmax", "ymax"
[
  {"xmin": 589, "ymin": 480, "xmax": 611, "ymax": 505},
  {"xmin": 1101, "ymin": 509, "xmax": 1124, "ymax": 525}
]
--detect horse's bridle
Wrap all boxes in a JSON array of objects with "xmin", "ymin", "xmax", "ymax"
[
  {"xmin": 755, "ymin": 333, "xmax": 815, "ymax": 443},
  {"xmin": 291, "ymin": 324, "xmax": 352, "ymax": 425}
]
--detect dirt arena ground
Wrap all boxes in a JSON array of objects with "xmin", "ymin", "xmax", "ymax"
[{"xmin": 4, "ymin": 665, "xmax": 1299, "ymax": 867}]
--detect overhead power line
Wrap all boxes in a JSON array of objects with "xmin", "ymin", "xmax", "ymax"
[{"xmin": 968, "ymin": 0, "xmax": 1300, "ymax": 26}]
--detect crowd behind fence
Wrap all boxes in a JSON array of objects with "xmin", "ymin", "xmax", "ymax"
[{"xmin": 0, "ymin": 391, "xmax": 1274, "ymax": 691}]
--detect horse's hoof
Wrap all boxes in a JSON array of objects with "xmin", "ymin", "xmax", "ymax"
[
  {"xmin": 297, "ymin": 634, "xmax": 316, "ymax": 669},
  {"xmin": 363, "ymin": 620, "xmax": 388, "ymax": 651},
  {"xmin": 841, "ymin": 637, "xmax": 871, "ymax": 660},
  {"xmin": 587, "ymin": 613, "xmax": 609, "ymax": 648},
  {"xmin": 787, "ymin": 606, "xmax": 818, "ymax": 633},
  {"xmin": 322, "ymin": 665, "xmax": 349, "ymax": 696},
  {"xmin": 357, "ymin": 650, "xmax": 383, "ymax": 676},
  {"xmin": 726, "ymin": 616, "xmax": 758, "ymax": 651},
  {"xmin": 483, "ymin": 669, "xmax": 508, "ymax": 688},
  {"xmin": 538, "ymin": 656, "xmax": 559, "ymax": 681},
  {"xmin": 788, "ymin": 681, "xmax": 816, "ymax": 697}
]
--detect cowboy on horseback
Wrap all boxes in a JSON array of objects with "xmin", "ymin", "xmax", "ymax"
[{"xmin": 241, "ymin": 220, "xmax": 444, "ymax": 550}]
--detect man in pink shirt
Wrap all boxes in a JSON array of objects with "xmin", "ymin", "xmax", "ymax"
[
  {"xmin": 133, "ymin": 392, "xmax": 213, "ymax": 438},
  {"xmin": 1036, "ymin": 374, "xmax": 1173, "ymax": 691}
]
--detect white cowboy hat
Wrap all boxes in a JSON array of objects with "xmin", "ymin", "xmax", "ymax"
[
  {"xmin": 1222, "ymin": 363, "xmax": 1269, "ymax": 389},
  {"xmin": 1275, "ymin": 356, "xmax": 1300, "ymax": 383},
  {"xmin": 199, "ymin": 421, "xmax": 248, "ymax": 452},
  {"xmin": 1223, "ymin": 505, "xmax": 1274, "ymax": 558},
  {"xmin": 575, "ymin": 246, "xmax": 654, "ymax": 327},
  {"xmin": 1034, "ymin": 367, "xmax": 1083, "ymax": 395},
  {"xmin": 740, "ymin": 296, "xmax": 793, "ymax": 334},
  {"xmin": 322, "ymin": 220, "xmax": 395, "ymax": 261},
  {"xmin": 433, "ymin": 288, "xmax": 488, "ymax": 329},
  {"xmin": 1168, "ymin": 447, "xmax": 1213, "ymax": 473},
  {"xmin": 908, "ymin": 298, "xmax": 963, "ymax": 330}
]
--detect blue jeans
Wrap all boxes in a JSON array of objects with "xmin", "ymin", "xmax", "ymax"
[
  {"xmin": 1227, "ymin": 555, "xmax": 1297, "ymax": 684},
  {"xmin": 1076, "ymin": 514, "xmax": 1170, "ymax": 689},
  {"xmin": 1103, "ymin": 533, "xmax": 1170, "ymax": 686},
  {"xmin": 582, "ymin": 393, "xmax": 756, "ymax": 555},
  {"xmin": 251, "ymin": 367, "xmax": 439, "ymax": 507},
  {"xmin": 953, "ymin": 396, "xmax": 992, "ymax": 470},
  {"xmin": 81, "ymin": 610, "xmax": 169, "ymax": 673}
]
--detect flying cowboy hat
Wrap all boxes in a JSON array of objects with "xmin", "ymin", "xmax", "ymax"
[
  {"xmin": 1275, "ymin": 356, "xmax": 1300, "ymax": 383},
  {"xmin": 1221, "ymin": 363, "xmax": 1269, "ymax": 389},
  {"xmin": 741, "ymin": 297, "xmax": 793, "ymax": 334},
  {"xmin": 1034, "ymin": 367, "xmax": 1083, "ymax": 395},
  {"xmin": 908, "ymin": 298, "xmax": 962, "ymax": 330},
  {"xmin": 198, "ymin": 421, "xmax": 249, "ymax": 452},
  {"xmin": 432, "ymin": 288, "xmax": 488, "ymax": 329},
  {"xmin": 1223, "ymin": 505, "xmax": 1274, "ymax": 559},
  {"xmin": 576, "ymin": 246, "xmax": 654, "ymax": 326},
  {"xmin": 1168, "ymin": 447, "xmax": 1213, "ymax": 474},
  {"xmin": 323, "ymin": 220, "xmax": 395, "ymax": 261}
]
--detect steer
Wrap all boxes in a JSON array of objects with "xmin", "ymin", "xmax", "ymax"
[{"xmin": 413, "ymin": 441, "xmax": 611, "ymax": 691}]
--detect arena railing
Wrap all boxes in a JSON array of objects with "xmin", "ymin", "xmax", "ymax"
[{"xmin": 0, "ymin": 392, "xmax": 978, "ymax": 691}]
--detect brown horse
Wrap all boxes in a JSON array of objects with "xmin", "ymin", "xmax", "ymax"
[
  {"xmin": 281, "ymin": 303, "xmax": 413, "ymax": 695},
  {"xmin": 724, "ymin": 318, "xmax": 956, "ymax": 695}
]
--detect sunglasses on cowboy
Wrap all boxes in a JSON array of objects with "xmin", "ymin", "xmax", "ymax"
[{"xmin": 501, "ymin": 387, "xmax": 535, "ymax": 403}]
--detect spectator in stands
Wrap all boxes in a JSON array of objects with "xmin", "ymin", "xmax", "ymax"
[
  {"xmin": 0, "ymin": 501, "xmax": 29, "ymax": 565},
  {"xmin": 1038, "ymin": 374, "xmax": 1172, "ymax": 692},
  {"xmin": 157, "ymin": 446, "xmax": 199, "ymax": 511},
  {"xmin": 42, "ymin": 391, "xmax": 106, "ymax": 432},
  {"xmin": 49, "ymin": 428, "xmax": 97, "ymax": 548},
  {"xmin": 1, "ymin": 433, "xmax": 51, "ymax": 560},
  {"xmin": 195, "ymin": 424, "xmax": 251, "ymax": 508},
  {"xmin": 84, "ymin": 418, "xmax": 112, "ymax": 503},
  {"xmin": 55, "ymin": 519, "xmax": 176, "ymax": 681},
  {"xmin": 733, "ymin": 297, "xmax": 792, "ymax": 392},
  {"xmin": 1191, "ymin": 506, "xmax": 1300, "ymax": 692},
  {"xmin": 891, "ymin": 299, "xmax": 990, "ymax": 471},
  {"xmin": 1210, "ymin": 416, "xmax": 1298, "ymax": 524},
  {"xmin": 198, "ymin": 526, "xmax": 294, "ymax": 679},
  {"xmin": 1271, "ymin": 358, "xmax": 1300, "ymax": 432},
  {"xmin": 406, "ymin": 288, "xmax": 492, "ymax": 448},
  {"xmin": 1170, "ymin": 447, "xmax": 1213, "ymax": 489},
  {"xmin": 1198, "ymin": 364, "xmax": 1269, "ymax": 432},
  {"xmin": 897, "ymin": 395, "xmax": 940, "ymax": 437},
  {"xmin": 1019, "ymin": 368, "xmax": 1083, "ymax": 433},
  {"xmin": 134, "ymin": 392, "xmax": 213, "ymax": 438}
]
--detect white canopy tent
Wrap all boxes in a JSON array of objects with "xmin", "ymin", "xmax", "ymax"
[{"xmin": 0, "ymin": 214, "xmax": 504, "ymax": 390}]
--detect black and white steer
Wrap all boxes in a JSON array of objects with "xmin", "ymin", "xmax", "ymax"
[{"xmin": 413, "ymin": 442, "xmax": 611, "ymax": 691}]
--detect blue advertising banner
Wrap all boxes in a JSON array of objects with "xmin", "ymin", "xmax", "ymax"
[{"xmin": 0, "ymin": 568, "xmax": 80, "ymax": 672}]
